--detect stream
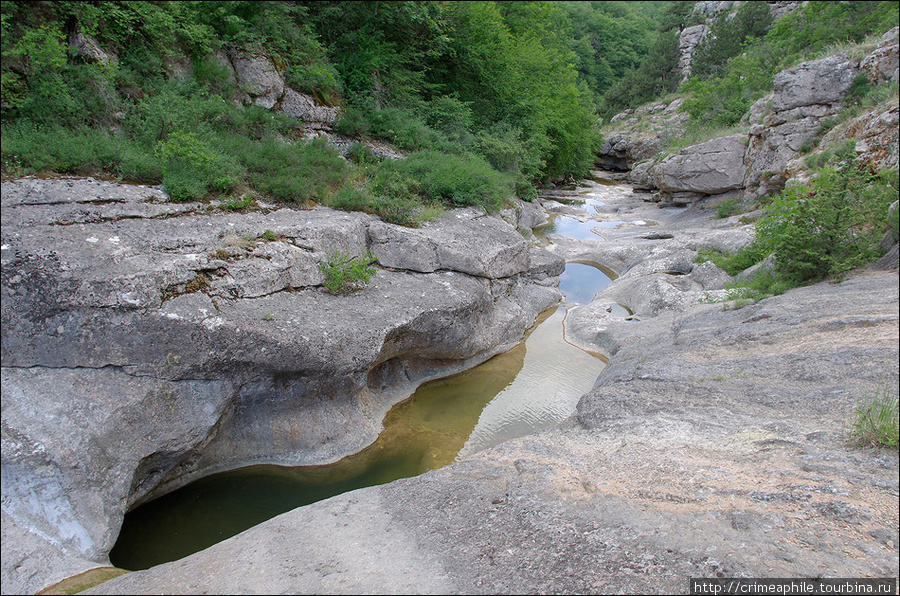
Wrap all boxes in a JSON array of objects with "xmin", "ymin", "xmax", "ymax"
[{"xmin": 110, "ymin": 176, "xmax": 628, "ymax": 571}]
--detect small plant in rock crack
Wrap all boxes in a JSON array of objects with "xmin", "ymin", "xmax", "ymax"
[
  {"xmin": 850, "ymin": 382, "xmax": 899, "ymax": 448},
  {"xmin": 318, "ymin": 250, "xmax": 377, "ymax": 295}
]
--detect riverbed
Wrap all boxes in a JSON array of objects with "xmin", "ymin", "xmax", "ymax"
[{"xmin": 110, "ymin": 176, "xmax": 631, "ymax": 570}]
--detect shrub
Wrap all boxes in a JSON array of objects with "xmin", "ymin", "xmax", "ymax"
[
  {"xmin": 235, "ymin": 136, "xmax": 347, "ymax": 203},
  {"xmin": 372, "ymin": 193, "xmax": 420, "ymax": 226},
  {"xmin": 391, "ymin": 150, "xmax": 512, "ymax": 212},
  {"xmin": 318, "ymin": 250, "xmax": 377, "ymax": 295},
  {"xmin": 714, "ymin": 198, "xmax": 742, "ymax": 219},
  {"xmin": 754, "ymin": 164, "xmax": 894, "ymax": 284},
  {"xmin": 345, "ymin": 142, "xmax": 377, "ymax": 165},
  {"xmin": 699, "ymin": 159, "xmax": 898, "ymax": 294},
  {"xmin": 327, "ymin": 184, "xmax": 374, "ymax": 212},
  {"xmin": 220, "ymin": 194, "xmax": 255, "ymax": 211},
  {"xmin": 155, "ymin": 130, "xmax": 241, "ymax": 201}
]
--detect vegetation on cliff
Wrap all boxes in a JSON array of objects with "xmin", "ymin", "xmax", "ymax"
[
  {"xmin": 601, "ymin": 1, "xmax": 898, "ymax": 125},
  {"xmin": 1, "ymin": 1, "xmax": 676, "ymax": 214}
]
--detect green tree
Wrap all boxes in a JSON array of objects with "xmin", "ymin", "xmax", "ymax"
[{"xmin": 691, "ymin": 1, "xmax": 772, "ymax": 81}]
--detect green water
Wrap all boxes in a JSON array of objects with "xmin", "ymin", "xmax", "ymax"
[
  {"xmin": 110, "ymin": 264, "xmax": 614, "ymax": 572},
  {"xmin": 111, "ymin": 309, "xmax": 553, "ymax": 570}
]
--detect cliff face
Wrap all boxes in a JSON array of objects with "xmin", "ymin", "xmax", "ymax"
[
  {"xmin": 599, "ymin": 27, "xmax": 899, "ymax": 206},
  {"xmin": 676, "ymin": 2, "xmax": 806, "ymax": 83},
  {"xmin": 0, "ymin": 176, "xmax": 560, "ymax": 594}
]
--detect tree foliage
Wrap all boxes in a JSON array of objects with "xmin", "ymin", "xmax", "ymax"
[
  {"xmin": 681, "ymin": 1, "xmax": 899, "ymax": 128},
  {"xmin": 690, "ymin": 1, "xmax": 772, "ymax": 81}
]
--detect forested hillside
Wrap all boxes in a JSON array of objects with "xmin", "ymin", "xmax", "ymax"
[{"xmin": 1, "ymin": 1, "xmax": 897, "ymax": 222}]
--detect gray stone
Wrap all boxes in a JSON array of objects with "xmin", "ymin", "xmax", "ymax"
[
  {"xmin": 369, "ymin": 209, "xmax": 530, "ymax": 278},
  {"xmin": 279, "ymin": 88, "xmax": 340, "ymax": 128},
  {"xmin": 228, "ymin": 49, "xmax": 284, "ymax": 109},
  {"xmin": 1, "ymin": 177, "xmax": 561, "ymax": 594},
  {"xmin": 678, "ymin": 24, "xmax": 710, "ymax": 82},
  {"xmin": 84, "ymin": 175, "xmax": 899, "ymax": 596},
  {"xmin": 654, "ymin": 134, "xmax": 747, "ymax": 195},
  {"xmin": 68, "ymin": 33, "xmax": 116, "ymax": 66},
  {"xmin": 860, "ymin": 26, "xmax": 899, "ymax": 84},
  {"xmin": 771, "ymin": 53, "xmax": 857, "ymax": 113}
]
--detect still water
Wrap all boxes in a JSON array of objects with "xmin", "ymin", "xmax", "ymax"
[{"xmin": 111, "ymin": 252, "xmax": 615, "ymax": 571}]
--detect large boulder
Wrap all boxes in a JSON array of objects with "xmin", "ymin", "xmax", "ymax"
[
  {"xmin": 279, "ymin": 88, "xmax": 340, "ymax": 129},
  {"xmin": 653, "ymin": 134, "xmax": 747, "ymax": 198},
  {"xmin": 1, "ymin": 177, "xmax": 562, "ymax": 594},
  {"xmin": 771, "ymin": 53, "xmax": 857, "ymax": 113},
  {"xmin": 596, "ymin": 100, "xmax": 688, "ymax": 173},
  {"xmin": 744, "ymin": 47, "xmax": 883, "ymax": 197},
  {"xmin": 369, "ymin": 209, "xmax": 530, "ymax": 278}
]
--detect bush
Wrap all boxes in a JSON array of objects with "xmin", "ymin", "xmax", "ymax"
[
  {"xmin": 318, "ymin": 250, "xmax": 377, "ymax": 295},
  {"xmin": 754, "ymin": 164, "xmax": 895, "ymax": 284},
  {"xmin": 699, "ymin": 159, "xmax": 898, "ymax": 295},
  {"xmin": 234, "ymin": 136, "xmax": 347, "ymax": 203},
  {"xmin": 155, "ymin": 130, "xmax": 242, "ymax": 201},
  {"xmin": 0, "ymin": 121, "xmax": 161, "ymax": 180},
  {"xmin": 327, "ymin": 184, "xmax": 374, "ymax": 212},
  {"xmin": 391, "ymin": 150, "xmax": 512, "ymax": 212},
  {"xmin": 372, "ymin": 193, "xmax": 420, "ymax": 226},
  {"xmin": 714, "ymin": 198, "xmax": 742, "ymax": 219},
  {"xmin": 345, "ymin": 142, "xmax": 377, "ymax": 165}
]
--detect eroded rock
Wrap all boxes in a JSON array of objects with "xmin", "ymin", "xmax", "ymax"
[
  {"xmin": 1, "ymin": 177, "xmax": 561, "ymax": 594},
  {"xmin": 654, "ymin": 134, "xmax": 748, "ymax": 198}
]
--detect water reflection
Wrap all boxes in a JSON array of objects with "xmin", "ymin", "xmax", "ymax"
[
  {"xmin": 456, "ymin": 307, "xmax": 603, "ymax": 459},
  {"xmin": 536, "ymin": 215, "xmax": 605, "ymax": 240},
  {"xmin": 559, "ymin": 262, "xmax": 614, "ymax": 305},
  {"xmin": 113, "ymin": 307, "xmax": 583, "ymax": 570}
]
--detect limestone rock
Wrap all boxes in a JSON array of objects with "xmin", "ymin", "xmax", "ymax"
[
  {"xmin": 68, "ymin": 33, "xmax": 116, "ymax": 66},
  {"xmin": 1, "ymin": 177, "xmax": 561, "ymax": 594},
  {"xmin": 820, "ymin": 103, "xmax": 899, "ymax": 171},
  {"xmin": 228, "ymin": 49, "xmax": 284, "ymax": 109},
  {"xmin": 860, "ymin": 26, "xmax": 899, "ymax": 84},
  {"xmin": 678, "ymin": 24, "xmax": 710, "ymax": 82},
  {"xmin": 369, "ymin": 209, "xmax": 529, "ymax": 278},
  {"xmin": 654, "ymin": 134, "xmax": 747, "ymax": 196},
  {"xmin": 83, "ymin": 177, "xmax": 898, "ymax": 596},
  {"xmin": 771, "ymin": 53, "xmax": 857, "ymax": 113},
  {"xmin": 279, "ymin": 88, "xmax": 340, "ymax": 129}
]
